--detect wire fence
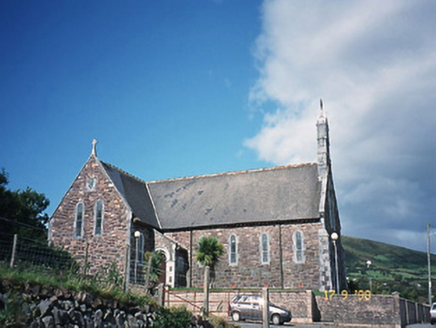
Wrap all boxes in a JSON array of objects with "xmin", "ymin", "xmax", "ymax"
[
  {"xmin": 0, "ymin": 230, "xmax": 74, "ymax": 276},
  {"xmin": 0, "ymin": 228, "xmax": 187, "ymax": 294},
  {"xmin": 0, "ymin": 215, "xmax": 192, "ymax": 296},
  {"xmin": 128, "ymin": 249, "xmax": 189, "ymax": 288},
  {"xmin": 129, "ymin": 257, "xmax": 148, "ymax": 286},
  {"xmin": 0, "ymin": 230, "xmax": 132, "ymax": 297},
  {"xmin": 0, "ymin": 231, "xmax": 13, "ymax": 264},
  {"xmin": 129, "ymin": 256, "xmax": 180, "ymax": 287}
]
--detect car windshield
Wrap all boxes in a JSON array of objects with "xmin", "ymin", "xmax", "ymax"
[
  {"xmin": 231, "ymin": 295, "xmax": 242, "ymax": 302},
  {"xmin": 232, "ymin": 295, "xmax": 262, "ymax": 303}
]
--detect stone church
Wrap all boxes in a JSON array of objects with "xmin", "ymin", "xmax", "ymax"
[{"xmin": 49, "ymin": 107, "xmax": 346, "ymax": 292}]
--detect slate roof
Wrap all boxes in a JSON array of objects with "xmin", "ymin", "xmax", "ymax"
[
  {"xmin": 101, "ymin": 161, "xmax": 321, "ymax": 231},
  {"xmin": 101, "ymin": 162, "xmax": 160, "ymax": 229}
]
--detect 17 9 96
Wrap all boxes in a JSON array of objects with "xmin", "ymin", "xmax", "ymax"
[{"xmin": 324, "ymin": 290, "xmax": 371, "ymax": 301}]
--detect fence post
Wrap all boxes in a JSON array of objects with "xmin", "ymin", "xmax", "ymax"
[
  {"xmin": 144, "ymin": 255, "xmax": 152, "ymax": 295},
  {"xmin": 124, "ymin": 244, "xmax": 131, "ymax": 293},
  {"xmin": 156, "ymin": 284, "xmax": 164, "ymax": 307},
  {"xmin": 10, "ymin": 234, "xmax": 18, "ymax": 268},
  {"xmin": 262, "ymin": 287, "xmax": 270, "ymax": 328},
  {"xmin": 203, "ymin": 265, "xmax": 210, "ymax": 316},
  {"xmin": 166, "ymin": 285, "xmax": 170, "ymax": 307}
]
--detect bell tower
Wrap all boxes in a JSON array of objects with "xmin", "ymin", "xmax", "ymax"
[
  {"xmin": 316, "ymin": 99, "xmax": 331, "ymax": 214},
  {"xmin": 316, "ymin": 99, "xmax": 330, "ymax": 178},
  {"xmin": 316, "ymin": 99, "xmax": 334, "ymax": 291}
]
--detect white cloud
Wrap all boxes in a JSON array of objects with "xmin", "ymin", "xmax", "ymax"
[
  {"xmin": 244, "ymin": 103, "xmax": 318, "ymax": 164},
  {"xmin": 246, "ymin": 0, "xmax": 436, "ymax": 251}
]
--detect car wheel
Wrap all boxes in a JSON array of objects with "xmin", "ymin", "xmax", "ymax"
[
  {"xmin": 271, "ymin": 314, "xmax": 281, "ymax": 325},
  {"xmin": 232, "ymin": 312, "xmax": 241, "ymax": 322}
]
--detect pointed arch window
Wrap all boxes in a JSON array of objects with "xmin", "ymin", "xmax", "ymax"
[
  {"xmin": 94, "ymin": 200, "xmax": 104, "ymax": 236},
  {"xmin": 229, "ymin": 234, "xmax": 238, "ymax": 265},
  {"xmin": 74, "ymin": 202, "xmax": 84, "ymax": 238},
  {"xmin": 293, "ymin": 230, "xmax": 305, "ymax": 263},
  {"xmin": 260, "ymin": 233, "xmax": 269, "ymax": 264}
]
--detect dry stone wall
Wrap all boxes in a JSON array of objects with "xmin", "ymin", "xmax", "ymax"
[{"xmin": 0, "ymin": 280, "xmax": 154, "ymax": 328}]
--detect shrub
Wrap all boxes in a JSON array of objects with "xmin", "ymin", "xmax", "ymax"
[
  {"xmin": 153, "ymin": 306, "xmax": 192, "ymax": 328},
  {"xmin": 0, "ymin": 290, "xmax": 26, "ymax": 328}
]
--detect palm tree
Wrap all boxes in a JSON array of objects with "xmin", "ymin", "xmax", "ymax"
[
  {"xmin": 196, "ymin": 236, "xmax": 224, "ymax": 286},
  {"xmin": 196, "ymin": 236, "xmax": 224, "ymax": 270},
  {"xmin": 144, "ymin": 251, "xmax": 164, "ymax": 293},
  {"xmin": 196, "ymin": 236, "xmax": 224, "ymax": 315}
]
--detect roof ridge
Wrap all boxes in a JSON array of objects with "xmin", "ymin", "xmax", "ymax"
[
  {"xmin": 148, "ymin": 162, "xmax": 318, "ymax": 184},
  {"xmin": 100, "ymin": 161, "xmax": 148, "ymax": 185}
]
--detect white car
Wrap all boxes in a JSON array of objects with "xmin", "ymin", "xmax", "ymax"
[{"xmin": 431, "ymin": 302, "xmax": 436, "ymax": 325}]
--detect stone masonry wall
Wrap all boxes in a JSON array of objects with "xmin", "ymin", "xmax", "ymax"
[
  {"xmin": 314, "ymin": 293, "xmax": 430, "ymax": 327},
  {"xmin": 50, "ymin": 156, "xmax": 130, "ymax": 276},
  {"xmin": 280, "ymin": 223, "xmax": 323, "ymax": 289},
  {"xmin": 315, "ymin": 294, "xmax": 399, "ymax": 325},
  {"xmin": 163, "ymin": 221, "xmax": 324, "ymax": 290}
]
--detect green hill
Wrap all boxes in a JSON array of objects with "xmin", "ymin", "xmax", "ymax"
[{"xmin": 342, "ymin": 235, "xmax": 436, "ymax": 302}]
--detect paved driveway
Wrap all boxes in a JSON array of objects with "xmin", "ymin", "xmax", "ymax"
[
  {"xmin": 230, "ymin": 322, "xmax": 435, "ymax": 328},
  {"xmin": 229, "ymin": 322, "xmax": 352, "ymax": 328}
]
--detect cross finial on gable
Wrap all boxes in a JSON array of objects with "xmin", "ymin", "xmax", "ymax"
[{"xmin": 92, "ymin": 139, "xmax": 98, "ymax": 157}]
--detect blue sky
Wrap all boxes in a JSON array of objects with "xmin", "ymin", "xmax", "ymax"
[
  {"xmin": 1, "ymin": 0, "xmax": 264, "ymax": 191},
  {"xmin": 1, "ymin": 0, "xmax": 435, "ymax": 253}
]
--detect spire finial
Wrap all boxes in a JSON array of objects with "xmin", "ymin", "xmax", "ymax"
[
  {"xmin": 318, "ymin": 98, "xmax": 327, "ymax": 121},
  {"xmin": 91, "ymin": 139, "xmax": 98, "ymax": 157}
]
